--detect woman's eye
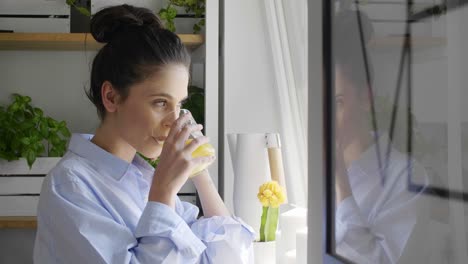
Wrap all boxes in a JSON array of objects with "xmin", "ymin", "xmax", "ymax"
[{"xmin": 152, "ymin": 100, "xmax": 167, "ymax": 107}]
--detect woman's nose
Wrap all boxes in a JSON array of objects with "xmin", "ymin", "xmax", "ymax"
[{"xmin": 163, "ymin": 109, "xmax": 180, "ymax": 127}]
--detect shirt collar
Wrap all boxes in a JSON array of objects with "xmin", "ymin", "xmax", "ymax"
[
  {"xmin": 67, "ymin": 134, "xmax": 155, "ymax": 181},
  {"xmin": 347, "ymin": 132, "xmax": 391, "ymax": 179}
]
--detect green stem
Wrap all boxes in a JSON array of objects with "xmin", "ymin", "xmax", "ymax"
[
  {"xmin": 259, "ymin": 206, "xmax": 268, "ymax": 242},
  {"xmin": 259, "ymin": 206, "xmax": 279, "ymax": 242},
  {"xmin": 265, "ymin": 206, "xmax": 279, "ymax": 241}
]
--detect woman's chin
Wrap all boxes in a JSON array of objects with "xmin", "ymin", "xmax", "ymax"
[{"xmin": 139, "ymin": 147, "xmax": 161, "ymax": 160}]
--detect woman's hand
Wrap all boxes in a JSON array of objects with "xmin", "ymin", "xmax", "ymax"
[
  {"xmin": 335, "ymin": 140, "xmax": 352, "ymax": 205},
  {"xmin": 149, "ymin": 112, "xmax": 215, "ymax": 209}
]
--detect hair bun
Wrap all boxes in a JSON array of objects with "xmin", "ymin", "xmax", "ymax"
[{"xmin": 90, "ymin": 4, "xmax": 164, "ymax": 43}]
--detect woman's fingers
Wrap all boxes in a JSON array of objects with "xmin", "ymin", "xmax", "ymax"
[
  {"xmin": 177, "ymin": 124, "xmax": 203, "ymax": 144},
  {"xmin": 192, "ymin": 155, "xmax": 216, "ymax": 166},
  {"xmin": 185, "ymin": 136, "xmax": 210, "ymax": 153},
  {"xmin": 166, "ymin": 111, "xmax": 192, "ymax": 142}
]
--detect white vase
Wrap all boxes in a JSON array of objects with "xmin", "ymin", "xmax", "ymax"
[
  {"xmin": 253, "ymin": 241, "xmax": 276, "ymax": 264},
  {"xmin": 227, "ymin": 133, "xmax": 272, "ymax": 238}
]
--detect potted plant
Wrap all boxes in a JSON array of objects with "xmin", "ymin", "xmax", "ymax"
[
  {"xmin": 255, "ymin": 180, "xmax": 286, "ymax": 264},
  {"xmin": 158, "ymin": 0, "xmax": 205, "ymax": 34},
  {"xmin": 0, "ymin": 93, "xmax": 71, "ymax": 173},
  {"xmin": 65, "ymin": 1, "xmax": 205, "ymax": 34}
]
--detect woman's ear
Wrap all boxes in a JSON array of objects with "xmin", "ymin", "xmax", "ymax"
[{"xmin": 101, "ymin": 81, "xmax": 121, "ymax": 113}]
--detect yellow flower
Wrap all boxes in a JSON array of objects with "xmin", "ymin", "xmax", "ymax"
[{"xmin": 257, "ymin": 181, "xmax": 286, "ymax": 208}]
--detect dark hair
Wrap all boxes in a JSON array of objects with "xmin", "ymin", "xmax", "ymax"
[
  {"xmin": 333, "ymin": 9, "xmax": 374, "ymax": 92},
  {"xmin": 87, "ymin": 4, "xmax": 191, "ymax": 120}
]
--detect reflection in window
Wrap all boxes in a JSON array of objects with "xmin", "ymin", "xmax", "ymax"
[{"xmin": 331, "ymin": 4, "xmax": 438, "ymax": 264}]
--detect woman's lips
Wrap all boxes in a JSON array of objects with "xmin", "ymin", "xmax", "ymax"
[{"xmin": 153, "ymin": 136, "xmax": 166, "ymax": 145}]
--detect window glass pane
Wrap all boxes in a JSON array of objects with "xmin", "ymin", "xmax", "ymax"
[{"xmin": 331, "ymin": 1, "xmax": 468, "ymax": 263}]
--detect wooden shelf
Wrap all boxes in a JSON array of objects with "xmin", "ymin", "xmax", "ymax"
[
  {"xmin": 0, "ymin": 33, "xmax": 204, "ymax": 51},
  {"xmin": 370, "ymin": 36, "xmax": 446, "ymax": 50},
  {"xmin": 0, "ymin": 216, "xmax": 36, "ymax": 229}
]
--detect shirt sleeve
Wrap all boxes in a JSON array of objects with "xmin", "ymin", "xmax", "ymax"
[
  {"xmin": 174, "ymin": 198, "xmax": 256, "ymax": 264},
  {"xmin": 36, "ymin": 177, "xmax": 206, "ymax": 264}
]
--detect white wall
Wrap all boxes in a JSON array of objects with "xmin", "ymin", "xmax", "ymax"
[
  {"xmin": 223, "ymin": 0, "xmax": 281, "ymax": 211},
  {"xmin": 0, "ymin": 51, "xmax": 99, "ymax": 133}
]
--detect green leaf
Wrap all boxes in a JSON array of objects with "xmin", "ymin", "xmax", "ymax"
[
  {"xmin": 33, "ymin": 107, "xmax": 43, "ymax": 117},
  {"xmin": 66, "ymin": 0, "xmax": 76, "ymax": 6},
  {"xmin": 26, "ymin": 150, "xmax": 36, "ymax": 169},
  {"xmin": 49, "ymin": 134, "xmax": 60, "ymax": 145},
  {"xmin": 167, "ymin": 6, "xmax": 177, "ymax": 19},
  {"xmin": 193, "ymin": 23, "xmax": 201, "ymax": 34},
  {"xmin": 11, "ymin": 139, "xmax": 20, "ymax": 151},
  {"xmin": 59, "ymin": 126, "xmax": 71, "ymax": 138},
  {"xmin": 39, "ymin": 121, "xmax": 49, "ymax": 138},
  {"xmin": 8, "ymin": 102, "xmax": 19, "ymax": 112},
  {"xmin": 188, "ymin": 85, "xmax": 204, "ymax": 93},
  {"xmin": 47, "ymin": 117, "xmax": 57, "ymax": 127},
  {"xmin": 171, "ymin": 0, "xmax": 186, "ymax": 6},
  {"xmin": 167, "ymin": 21, "xmax": 176, "ymax": 32},
  {"xmin": 13, "ymin": 110, "xmax": 24, "ymax": 121},
  {"xmin": 76, "ymin": 6, "xmax": 91, "ymax": 17},
  {"xmin": 20, "ymin": 137, "xmax": 30, "ymax": 146},
  {"xmin": 23, "ymin": 96, "xmax": 31, "ymax": 104},
  {"xmin": 195, "ymin": 9, "xmax": 204, "ymax": 18},
  {"xmin": 36, "ymin": 144, "xmax": 46, "ymax": 156},
  {"xmin": 49, "ymin": 148, "xmax": 60, "ymax": 157},
  {"xmin": 0, "ymin": 151, "xmax": 18, "ymax": 161},
  {"xmin": 159, "ymin": 9, "xmax": 168, "ymax": 19},
  {"xmin": 19, "ymin": 121, "xmax": 35, "ymax": 130}
]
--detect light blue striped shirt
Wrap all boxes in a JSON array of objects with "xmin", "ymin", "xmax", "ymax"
[{"xmin": 33, "ymin": 134, "xmax": 255, "ymax": 264}]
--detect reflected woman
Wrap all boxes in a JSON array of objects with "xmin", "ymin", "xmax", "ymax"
[{"xmin": 333, "ymin": 9, "xmax": 429, "ymax": 264}]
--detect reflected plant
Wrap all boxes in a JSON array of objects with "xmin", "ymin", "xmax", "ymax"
[{"xmin": 372, "ymin": 95, "xmax": 435, "ymax": 159}]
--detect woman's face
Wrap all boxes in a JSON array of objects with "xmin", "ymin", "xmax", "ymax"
[
  {"xmin": 334, "ymin": 65, "xmax": 369, "ymax": 147},
  {"xmin": 114, "ymin": 64, "xmax": 189, "ymax": 159}
]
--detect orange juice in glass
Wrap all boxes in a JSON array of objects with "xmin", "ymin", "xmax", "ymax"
[{"xmin": 180, "ymin": 109, "xmax": 216, "ymax": 177}]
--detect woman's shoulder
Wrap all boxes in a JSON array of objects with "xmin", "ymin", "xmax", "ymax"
[
  {"xmin": 383, "ymin": 147, "xmax": 429, "ymax": 197},
  {"xmin": 45, "ymin": 151, "xmax": 97, "ymax": 188}
]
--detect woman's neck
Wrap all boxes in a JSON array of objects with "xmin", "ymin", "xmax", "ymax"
[
  {"xmin": 343, "ymin": 131, "xmax": 373, "ymax": 168},
  {"xmin": 91, "ymin": 121, "xmax": 136, "ymax": 163}
]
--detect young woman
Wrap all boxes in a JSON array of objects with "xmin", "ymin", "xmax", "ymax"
[
  {"xmin": 33, "ymin": 5, "xmax": 254, "ymax": 264},
  {"xmin": 332, "ymin": 9, "xmax": 429, "ymax": 264}
]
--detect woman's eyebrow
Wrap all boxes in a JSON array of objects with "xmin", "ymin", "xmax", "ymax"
[
  {"xmin": 148, "ymin": 93, "xmax": 188, "ymax": 102},
  {"xmin": 148, "ymin": 92, "xmax": 173, "ymax": 98}
]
